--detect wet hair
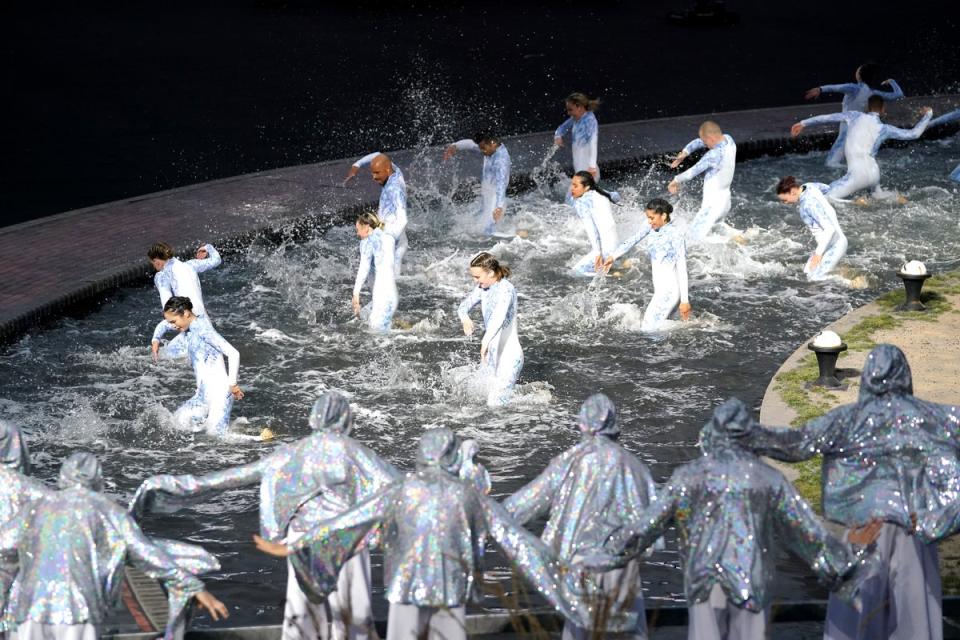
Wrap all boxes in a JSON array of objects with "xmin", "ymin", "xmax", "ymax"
[
  {"xmin": 565, "ymin": 92, "xmax": 600, "ymax": 111},
  {"xmin": 356, "ymin": 211, "xmax": 384, "ymax": 229},
  {"xmin": 867, "ymin": 95, "xmax": 885, "ymax": 112},
  {"xmin": 699, "ymin": 120, "xmax": 723, "ymax": 137},
  {"xmin": 473, "ymin": 131, "xmax": 499, "ymax": 145},
  {"xmin": 573, "ymin": 171, "xmax": 616, "ymax": 202},
  {"xmin": 163, "ymin": 296, "xmax": 194, "ymax": 315},
  {"xmin": 645, "ymin": 198, "xmax": 673, "ymax": 222},
  {"xmin": 148, "ymin": 242, "xmax": 174, "ymax": 261},
  {"xmin": 470, "ymin": 252, "xmax": 511, "ymax": 279},
  {"xmin": 776, "ymin": 176, "xmax": 801, "ymax": 194},
  {"xmin": 857, "ymin": 63, "xmax": 884, "ymax": 89}
]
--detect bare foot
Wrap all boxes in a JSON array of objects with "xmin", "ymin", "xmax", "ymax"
[
  {"xmin": 854, "ymin": 196, "xmax": 870, "ymax": 207},
  {"xmin": 259, "ymin": 427, "xmax": 275, "ymax": 441},
  {"xmin": 732, "ymin": 235, "xmax": 748, "ymax": 245},
  {"xmin": 896, "ymin": 194, "xmax": 908, "ymax": 205},
  {"xmin": 621, "ymin": 259, "xmax": 634, "ymax": 269},
  {"xmin": 516, "ymin": 229, "xmax": 530, "ymax": 239}
]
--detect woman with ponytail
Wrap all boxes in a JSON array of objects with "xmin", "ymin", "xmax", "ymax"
[
  {"xmin": 457, "ymin": 252, "xmax": 523, "ymax": 406},
  {"xmin": 554, "ymin": 92, "xmax": 601, "ymax": 179},
  {"xmin": 352, "ymin": 211, "xmax": 398, "ymax": 332},
  {"xmin": 152, "ymin": 296, "xmax": 243, "ymax": 435},
  {"xmin": 566, "ymin": 171, "xmax": 620, "ymax": 276}
]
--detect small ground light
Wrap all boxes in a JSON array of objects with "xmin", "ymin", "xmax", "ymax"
[
  {"xmin": 897, "ymin": 261, "xmax": 931, "ymax": 312},
  {"xmin": 808, "ymin": 330, "xmax": 848, "ymax": 389}
]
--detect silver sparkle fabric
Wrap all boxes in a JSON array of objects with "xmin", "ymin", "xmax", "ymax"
[
  {"xmin": 502, "ymin": 394, "xmax": 659, "ymax": 632},
  {"xmin": 0, "ymin": 421, "xmax": 30, "ymax": 475},
  {"xmin": 594, "ymin": 399, "xmax": 870, "ymax": 612},
  {"xmin": 1, "ymin": 453, "xmax": 209, "ymax": 640},
  {"xmin": 287, "ymin": 427, "xmax": 592, "ymax": 627},
  {"xmin": 130, "ymin": 392, "xmax": 398, "ymax": 600},
  {"xmin": 745, "ymin": 344, "xmax": 960, "ymax": 532}
]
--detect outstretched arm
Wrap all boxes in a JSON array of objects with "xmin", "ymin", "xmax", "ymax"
[
  {"xmin": 874, "ymin": 79, "xmax": 904, "ymax": 101},
  {"xmin": 930, "ymin": 108, "xmax": 960, "ymax": 129},
  {"xmin": 502, "ymin": 453, "xmax": 571, "ymax": 524},
  {"xmin": 873, "ymin": 108, "xmax": 932, "ymax": 152},
  {"xmin": 674, "ymin": 147, "xmax": 720, "ymax": 184},
  {"xmin": 609, "ymin": 222, "xmax": 652, "ymax": 262},
  {"xmin": 816, "ymin": 83, "xmax": 859, "ymax": 98},
  {"xmin": 187, "ymin": 244, "xmax": 222, "ymax": 273},
  {"xmin": 130, "ymin": 460, "xmax": 267, "ymax": 516},
  {"xmin": 744, "ymin": 408, "xmax": 846, "ymax": 462}
]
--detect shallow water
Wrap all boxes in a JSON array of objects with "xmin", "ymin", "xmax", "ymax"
[{"xmin": 2, "ymin": 138, "xmax": 960, "ymax": 625}]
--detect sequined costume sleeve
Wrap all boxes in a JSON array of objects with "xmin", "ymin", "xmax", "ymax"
[
  {"xmin": 502, "ymin": 451, "xmax": 571, "ymax": 524},
  {"xmin": 352, "ymin": 151, "xmax": 381, "ymax": 168},
  {"xmin": 610, "ymin": 222, "xmax": 652, "ymax": 262},
  {"xmin": 930, "ymin": 108, "xmax": 960, "ymax": 128},
  {"xmin": 457, "ymin": 286, "xmax": 483, "ymax": 323},
  {"xmin": 745, "ymin": 410, "xmax": 843, "ymax": 462},
  {"xmin": 554, "ymin": 117, "xmax": 574, "ymax": 140},
  {"xmin": 800, "ymin": 111, "xmax": 859, "ymax": 129},
  {"xmin": 185, "ymin": 244, "xmax": 222, "ymax": 274},
  {"xmin": 681, "ymin": 138, "xmax": 706, "ymax": 156},
  {"xmin": 674, "ymin": 145, "xmax": 721, "ymax": 185},
  {"xmin": 601, "ymin": 478, "xmax": 679, "ymax": 567},
  {"xmin": 130, "ymin": 459, "xmax": 268, "ymax": 517},
  {"xmin": 287, "ymin": 483, "xmax": 398, "ymax": 552},
  {"xmin": 871, "ymin": 110, "xmax": 932, "ymax": 155},
  {"xmin": 200, "ymin": 322, "xmax": 240, "ymax": 386},
  {"xmin": 353, "ymin": 237, "xmax": 374, "ymax": 297}
]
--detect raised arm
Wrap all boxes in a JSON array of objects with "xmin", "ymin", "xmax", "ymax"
[
  {"xmin": 873, "ymin": 109, "xmax": 932, "ymax": 152},
  {"xmin": 609, "ymin": 222, "xmax": 652, "ymax": 262},
  {"xmin": 452, "ymin": 139, "xmax": 480, "ymax": 153},
  {"xmin": 818, "ymin": 83, "xmax": 859, "ymax": 97},
  {"xmin": 930, "ymin": 108, "xmax": 960, "ymax": 129},
  {"xmin": 352, "ymin": 152, "xmax": 381, "ymax": 168},
  {"xmin": 187, "ymin": 244, "xmax": 222, "ymax": 274},
  {"xmin": 681, "ymin": 138, "xmax": 706, "ymax": 156},
  {"xmin": 874, "ymin": 79, "xmax": 904, "ymax": 101}
]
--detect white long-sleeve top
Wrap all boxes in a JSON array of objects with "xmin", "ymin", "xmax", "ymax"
[
  {"xmin": 930, "ymin": 108, "xmax": 960, "ymax": 129},
  {"xmin": 798, "ymin": 183, "xmax": 845, "ymax": 256},
  {"xmin": 154, "ymin": 315, "xmax": 239, "ymax": 387},
  {"xmin": 353, "ymin": 152, "xmax": 408, "ymax": 240},
  {"xmin": 610, "ymin": 222, "xmax": 689, "ymax": 304},
  {"xmin": 352, "ymin": 228, "xmax": 396, "ymax": 297},
  {"xmin": 555, "ymin": 112, "xmax": 599, "ymax": 173},
  {"xmin": 452, "ymin": 140, "xmax": 511, "ymax": 213},
  {"xmin": 819, "ymin": 80, "xmax": 904, "ymax": 113},
  {"xmin": 153, "ymin": 244, "xmax": 221, "ymax": 316},
  {"xmin": 565, "ymin": 190, "xmax": 618, "ymax": 257},
  {"xmin": 674, "ymin": 135, "xmax": 737, "ymax": 203},
  {"xmin": 800, "ymin": 111, "xmax": 932, "ymax": 162},
  {"xmin": 457, "ymin": 278, "xmax": 520, "ymax": 357}
]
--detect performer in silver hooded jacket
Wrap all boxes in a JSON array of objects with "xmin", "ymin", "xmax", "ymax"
[
  {"xmin": 591, "ymin": 398, "xmax": 880, "ymax": 640},
  {"xmin": 255, "ymin": 427, "xmax": 594, "ymax": 640},
  {"xmin": 503, "ymin": 393, "xmax": 660, "ymax": 640},
  {"xmin": 743, "ymin": 344, "xmax": 960, "ymax": 640},
  {"xmin": 130, "ymin": 391, "xmax": 398, "ymax": 640},
  {"xmin": 1, "ymin": 452, "xmax": 226, "ymax": 640}
]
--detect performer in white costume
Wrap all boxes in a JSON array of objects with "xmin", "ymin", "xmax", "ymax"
[
  {"xmin": 668, "ymin": 121, "xmax": 737, "ymax": 242},
  {"xmin": 352, "ymin": 212, "xmax": 398, "ymax": 333},
  {"xmin": 791, "ymin": 96, "xmax": 932, "ymax": 201},
  {"xmin": 804, "ymin": 63, "xmax": 904, "ymax": 168},
  {"xmin": 554, "ymin": 92, "xmax": 601, "ymax": 179},
  {"xmin": 345, "ymin": 152, "xmax": 408, "ymax": 272},
  {"xmin": 775, "ymin": 176, "xmax": 848, "ymax": 281},
  {"xmin": 444, "ymin": 132, "xmax": 511, "ymax": 235},
  {"xmin": 606, "ymin": 199, "xmax": 691, "ymax": 331},
  {"xmin": 566, "ymin": 171, "xmax": 619, "ymax": 276},
  {"xmin": 148, "ymin": 241, "xmax": 222, "ymax": 317},
  {"xmin": 151, "ymin": 296, "xmax": 243, "ymax": 436},
  {"xmin": 457, "ymin": 252, "xmax": 523, "ymax": 407}
]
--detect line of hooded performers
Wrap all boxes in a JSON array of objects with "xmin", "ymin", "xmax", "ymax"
[{"xmin": 3, "ymin": 343, "xmax": 958, "ymax": 640}]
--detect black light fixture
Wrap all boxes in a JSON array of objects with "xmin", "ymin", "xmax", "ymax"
[
  {"xmin": 807, "ymin": 331, "xmax": 848, "ymax": 389},
  {"xmin": 897, "ymin": 261, "xmax": 931, "ymax": 312}
]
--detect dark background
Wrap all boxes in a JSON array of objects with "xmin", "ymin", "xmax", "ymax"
[{"xmin": 3, "ymin": 0, "xmax": 958, "ymax": 227}]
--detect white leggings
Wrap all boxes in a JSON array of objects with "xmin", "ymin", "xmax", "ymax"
[
  {"xmin": 826, "ymin": 160, "xmax": 880, "ymax": 200},
  {"xmin": 282, "ymin": 552, "xmax": 374, "ymax": 640},
  {"xmin": 687, "ymin": 584, "xmax": 768, "ymax": 640},
  {"xmin": 11, "ymin": 623, "xmax": 98, "ymax": 640},
  {"xmin": 686, "ymin": 192, "xmax": 731, "ymax": 243},
  {"xmin": 386, "ymin": 603, "xmax": 466, "ymax": 640}
]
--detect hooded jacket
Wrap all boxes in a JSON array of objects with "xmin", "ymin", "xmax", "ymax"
[
  {"xmin": 745, "ymin": 344, "xmax": 960, "ymax": 530},
  {"xmin": 286, "ymin": 428, "xmax": 593, "ymax": 626},
  {"xmin": 1, "ymin": 453, "xmax": 210, "ymax": 639},
  {"xmin": 595, "ymin": 399, "xmax": 870, "ymax": 612},
  {"xmin": 130, "ymin": 392, "xmax": 398, "ymax": 599}
]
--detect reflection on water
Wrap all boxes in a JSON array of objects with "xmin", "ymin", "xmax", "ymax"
[{"xmin": 1, "ymin": 138, "xmax": 959, "ymax": 624}]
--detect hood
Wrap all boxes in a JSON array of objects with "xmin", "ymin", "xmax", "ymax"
[
  {"xmin": 58, "ymin": 452, "xmax": 103, "ymax": 491},
  {"xmin": 417, "ymin": 427, "xmax": 459, "ymax": 470},
  {"xmin": 699, "ymin": 398, "xmax": 755, "ymax": 456},
  {"xmin": 859, "ymin": 344, "xmax": 913, "ymax": 401},
  {"xmin": 308, "ymin": 391, "xmax": 353, "ymax": 435},
  {"xmin": 0, "ymin": 420, "xmax": 29, "ymax": 473},
  {"xmin": 577, "ymin": 393, "xmax": 620, "ymax": 439}
]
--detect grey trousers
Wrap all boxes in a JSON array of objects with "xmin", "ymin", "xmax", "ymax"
[
  {"xmin": 282, "ymin": 551, "xmax": 374, "ymax": 640},
  {"xmin": 824, "ymin": 522, "xmax": 941, "ymax": 640},
  {"xmin": 385, "ymin": 603, "xmax": 466, "ymax": 640},
  {"xmin": 562, "ymin": 559, "xmax": 648, "ymax": 640},
  {"xmin": 11, "ymin": 623, "xmax": 98, "ymax": 640},
  {"xmin": 687, "ymin": 584, "xmax": 768, "ymax": 640}
]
